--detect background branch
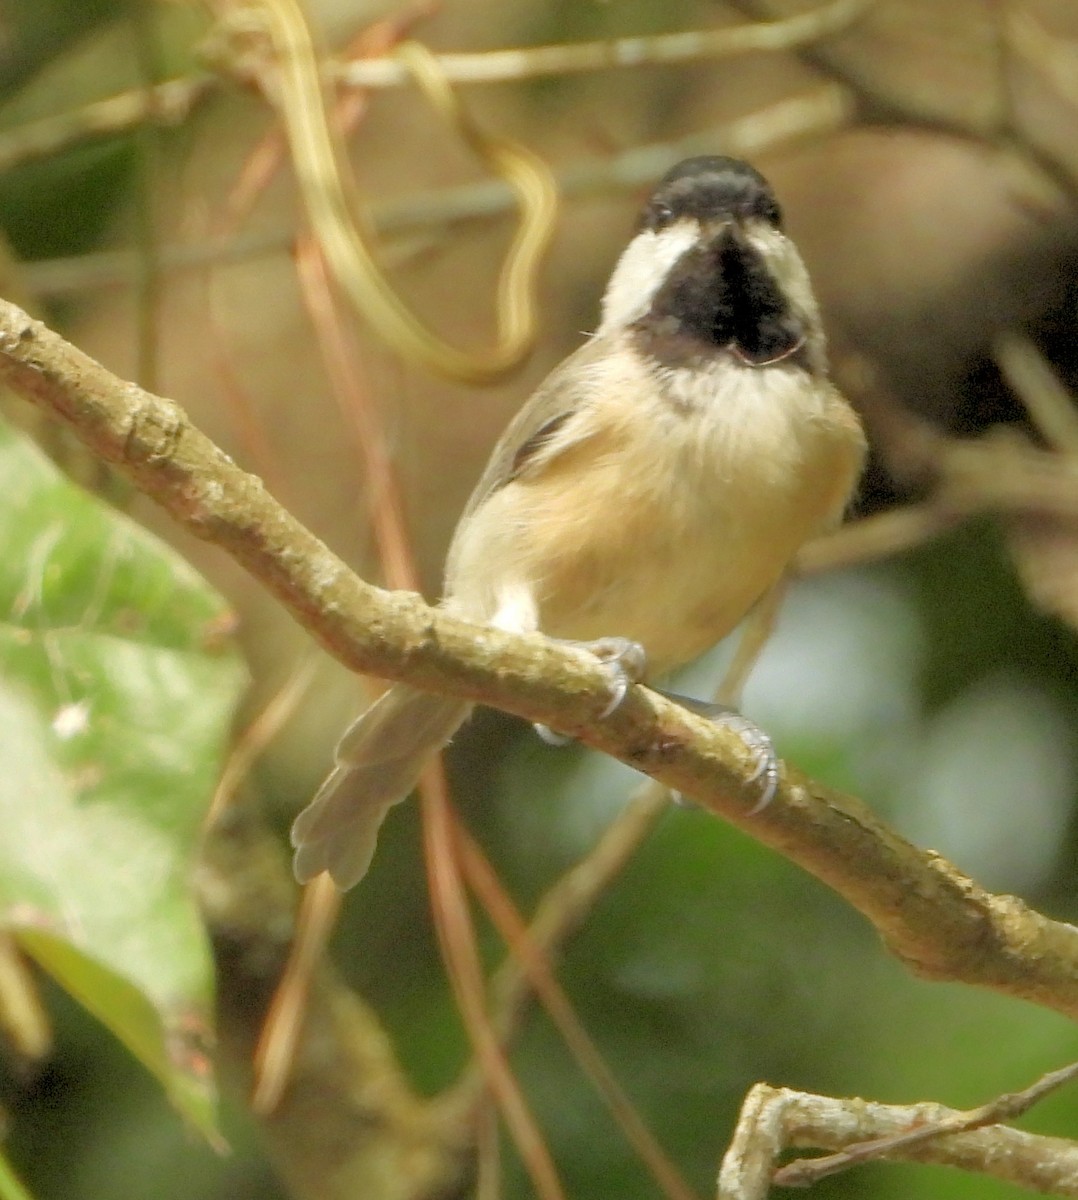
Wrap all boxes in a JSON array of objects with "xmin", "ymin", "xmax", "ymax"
[
  {"xmin": 718, "ymin": 1076, "xmax": 1078, "ymax": 1198},
  {"xmin": 0, "ymin": 0, "xmax": 861, "ymax": 176},
  {"xmin": 15, "ymin": 87, "xmax": 854, "ymax": 299}
]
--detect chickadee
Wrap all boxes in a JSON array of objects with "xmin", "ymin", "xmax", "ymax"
[{"xmin": 292, "ymin": 156, "xmax": 866, "ymax": 890}]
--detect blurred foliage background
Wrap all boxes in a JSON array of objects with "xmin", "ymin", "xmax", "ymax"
[{"xmin": 2, "ymin": 0, "xmax": 1078, "ymax": 1198}]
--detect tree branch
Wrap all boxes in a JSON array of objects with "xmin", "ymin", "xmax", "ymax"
[
  {"xmin": 773, "ymin": 1059, "xmax": 1078, "ymax": 1187},
  {"xmin": 718, "ymin": 1077, "xmax": 1078, "ymax": 1198},
  {"xmin": 3, "ymin": 296, "xmax": 1078, "ymax": 1024}
]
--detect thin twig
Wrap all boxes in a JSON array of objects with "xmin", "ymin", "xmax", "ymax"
[
  {"xmin": 796, "ymin": 503, "xmax": 963, "ymax": 575},
  {"xmin": 775, "ymin": 1059, "xmax": 1078, "ymax": 1186},
  {"xmin": 0, "ymin": 75, "xmax": 215, "ymax": 174},
  {"xmin": 447, "ymin": 795, "xmax": 701, "ymax": 1200},
  {"xmin": 0, "ymin": 0, "xmax": 862, "ymax": 176},
  {"xmin": 717, "ymin": 1073, "xmax": 1078, "ymax": 1197},
  {"xmin": 728, "ymin": 0, "xmax": 1078, "ymax": 199},
  {"xmin": 250, "ymin": 871, "xmax": 339, "ymax": 1116},
  {"xmin": 419, "ymin": 766, "xmax": 568, "ymax": 1200},
  {"xmin": 279, "ymin": 132, "xmax": 571, "ymax": 1196},
  {"xmin": 295, "ymin": 190, "xmax": 567, "ymax": 1195},
  {"xmin": 129, "ymin": 5, "xmax": 167, "ymax": 395},
  {"xmin": 207, "ymin": 652, "xmax": 319, "ymax": 827},
  {"xmin": 487, "ymin": 783, "xmax": 669, "ymax": 1045},
  {"xmin": 994, "ymin": 330, "xmax": 1078, "ymax": 453},
  {"xmin": 16, "ymin": 86, "xmax": 854, "ymax": 298},
  {"xmin": 293, "ymin": 235, "xmax": 417, "ymax": 588},
  {"xmin": 336, "ymin": 0, "xmax": 869, "ymax": 88}
]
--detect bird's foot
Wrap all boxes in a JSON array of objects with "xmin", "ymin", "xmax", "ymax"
[
  {"xmin": 659, "ymin": 692, "xmax": 779, "ymax": 814},
  {"xmin": 534, "ymin": 636, "xmax": 648, "ymax": 745}
]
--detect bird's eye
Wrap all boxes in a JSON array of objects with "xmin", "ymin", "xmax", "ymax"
[
  {"xmin": 646, "ymin": 201, "xmax": 675, "ymax": 231},
  {"xmin": 759, "ymin": 197, "xmax": 783, "ymax": 230}
]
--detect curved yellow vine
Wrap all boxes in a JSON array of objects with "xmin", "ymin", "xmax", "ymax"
[{"xmin": 243, "ymin": 0, "xmax": 558, "ymax": 383}]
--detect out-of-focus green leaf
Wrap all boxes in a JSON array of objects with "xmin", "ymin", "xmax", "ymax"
[
  {"xmin": 0, "ymin": 417, "xmax": 247, "ymax": 1138},
  {"xmin": 0, "ymin": 0, "xmax": 126, "ymax": 103},
  {"xmin": 0, "ymin": 1147, "xmax": 35, "ymax": 1200}
]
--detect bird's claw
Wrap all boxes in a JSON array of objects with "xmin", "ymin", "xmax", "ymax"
[
  {"xmin": 660, "ymin": 693, "xmax": 780, "ymax": 814},
  {"xmin": 577, "ymin": 636, "xmax": 648, "ymax": 718},
  {"xmin": 534, "ymin": 722, "xmax": 573, "ymax": 746},
  {"xmin": 729, "ymin": 715, "xmax": 779, "ymax": 814},
  {"xmin": 533, "ymin": 636, "xmax": 648, "ymax": 747}
]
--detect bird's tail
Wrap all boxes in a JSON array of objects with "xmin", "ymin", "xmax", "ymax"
[{"xmin": 291, "ymin": 685, "xmax": 472, "ymax": 890}]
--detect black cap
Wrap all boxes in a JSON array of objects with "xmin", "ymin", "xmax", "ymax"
[{"xmin": 639, "ymin": 156, "xmax": 782, "ymax": 233}]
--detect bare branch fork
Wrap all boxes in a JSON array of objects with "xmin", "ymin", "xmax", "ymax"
[
  {"xmin": 3, "ymin": 297, "xmax": 1078, "ymax": 1030},
  {"xmin": 719, "ymin": 1064, "xmax": 1078, "ymax": 1198}
]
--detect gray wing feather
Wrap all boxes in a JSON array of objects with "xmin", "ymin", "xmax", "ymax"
[
  {"xmin": 291, "ymin": 685, "xmax": 472, "ymax": 890},
  {"xmin": 456, "ymin": 336, "xmax": 611, "ymax": 522}
]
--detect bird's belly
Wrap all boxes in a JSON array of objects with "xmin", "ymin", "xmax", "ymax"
[
  {"xmin": 520, "ymin": 399, "xmax": 858, "ymax": 673},
  {"xmin": 530, "ymin": 472, "xmax": 784, "ymax": 672},
  {"xmin": 531, "ymin": 502, "xmax": 739, "ymax": 664},
  {"xmin": 445, "ymin": 370, "xmax": 864, "ymax": 677}
]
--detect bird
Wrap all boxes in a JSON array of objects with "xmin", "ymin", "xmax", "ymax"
[{"xmin": 291, "ymin": 155, "xmax": 867, "ymax": 890}]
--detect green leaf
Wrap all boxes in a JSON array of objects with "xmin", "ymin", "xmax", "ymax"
[
  {"xmin": 0, "ymin": 417, "xmax": 247, "ymax": 1139},
  {"xmin": 0, "ymin": 1147, "xmax": 35, "ymax": 1200}
]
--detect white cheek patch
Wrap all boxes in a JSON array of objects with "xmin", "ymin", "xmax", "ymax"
[{"xmin": 598, "ymin": 221, "xmax": 701, "ymax": 335}]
